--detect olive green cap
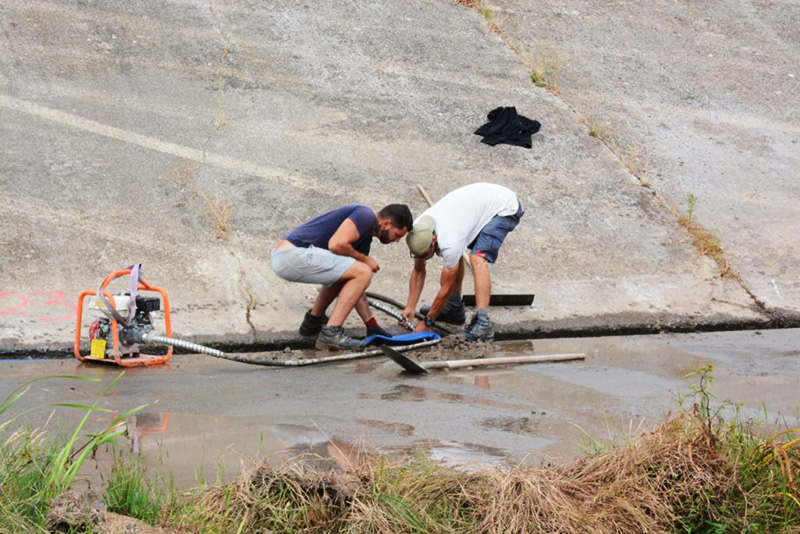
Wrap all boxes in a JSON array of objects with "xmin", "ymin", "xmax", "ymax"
[{"xmin": 406, "ymin": 215, "xmax": 435, "ymax": 256}]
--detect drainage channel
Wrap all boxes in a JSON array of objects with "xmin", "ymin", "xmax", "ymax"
[{"xmin": 1, "ymin": 328, "xmax": 798, "ymax": 489}]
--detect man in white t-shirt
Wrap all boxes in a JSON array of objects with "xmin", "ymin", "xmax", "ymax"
[{"xmin": 402, "ymin": 182, "xmax": 524, "ymax": 341}]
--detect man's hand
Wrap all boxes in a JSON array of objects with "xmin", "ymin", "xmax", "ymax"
[
  {"xmin": 414, "ymin": 321, "xmax": 429, "ymax": 332},
  {"xmin": 365, "ymin": 256, "xmax": 380, "ymax": 273},
  {"xmin": 403, "ymin": 258, "xmax": 426, "ymax": 328},
  {"xmin": 329, "ymin": 218, "xmax": 378, "ymax": 271},
  {"xmin": 401, "ymin": 306, "xmax": 416, "ymax": 326}
]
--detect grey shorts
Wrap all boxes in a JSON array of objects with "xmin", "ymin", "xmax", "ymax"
[
  {"xmin": 270, "ymin": 246, "xmax": 355, "ymax": 287},
  {"xmin": 468, "ymin": 202, "xmax": 524, "ymax": 264}
]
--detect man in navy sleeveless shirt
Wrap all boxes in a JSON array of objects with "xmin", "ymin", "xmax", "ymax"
[{"xmin": 271, "ymin": 203, "xmax": 413, "ymax": 350}]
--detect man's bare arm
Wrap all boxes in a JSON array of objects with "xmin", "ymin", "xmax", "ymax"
[
  {"xmin": 402, "ymin": 257, "xmax": 427, "ymax": 324},
  {"xmin": 328, "ymin": 218, "xmax": 379, "ymax": 272},
  {"xmin": 414, "ymin": 262, "xmax": 459, "ymax": 331}
]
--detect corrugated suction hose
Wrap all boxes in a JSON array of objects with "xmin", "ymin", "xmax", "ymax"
[{"xmin": 141, "ymin": 333, "xmax": 439, "ymax": 367}]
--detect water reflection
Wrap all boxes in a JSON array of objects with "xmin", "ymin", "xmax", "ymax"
[
  {"xmin": 380, "ymin": 384, "xmax": 427, "ymax": 401},
  {"xmin": 270, "ymin": 424, "xmax": 360, "ymax": 472},
  {"xmin": 428, "ymin": 440, "xmax": 507, "ymax": 471},
  {"xmin": 378, "ymin": 383, "xmax": 498, "ymax": 407},
  {"xmin": 474, "ymin": 375, "xmax": 491, "ymax": 389},
  {"xmin": 124, "ymin": 412, "xmax": 170, "ymax": 453},
  {"xmin": 354, "ymin": 361, "xmax": 379, "ymax": 374}
]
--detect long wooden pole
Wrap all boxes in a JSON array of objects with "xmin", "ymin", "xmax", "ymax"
[
  {"xmin": 416, "ymin": 183, "xmax": 435, "ymax": 206},
  {"xmin": 422, "ymin": 353, "xmax": 586, "ymax": 370}
]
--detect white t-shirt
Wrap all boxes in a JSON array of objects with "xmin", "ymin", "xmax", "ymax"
[{"xmin": 417, "ymin": 183, "xmax": 519, "ymax": 267}]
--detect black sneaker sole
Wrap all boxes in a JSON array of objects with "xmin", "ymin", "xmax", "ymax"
[{"xmin": 418, "ymin": 305, "xmax": 466, "ymax": 326}]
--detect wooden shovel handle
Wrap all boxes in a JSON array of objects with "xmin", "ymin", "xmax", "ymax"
[
  {"xmin": 423, "ymin": 353, "xmax": 586, "ymax": 370},
  {"xmin": 416, "ymin": 183, "xmax": 435, "ymax": 206}
]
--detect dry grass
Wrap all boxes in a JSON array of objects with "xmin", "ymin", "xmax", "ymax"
[
  {"xmin": 603, "ymin": 138, "xmax": 651, "ymax": 185},
  {"xmin": 511, "ymin": 41, "xmax": 563, "ymax": 93},
  {"xmin": 677, "ymin": 195, "xmax": 735, "ymax": 279},
  {"xmin": 582, "ymin": 122, "xmax": 652, "ymax": 186},
  {"xmin": 453, "ymin": 0, "xmax": 483, "ymax": 9},
  {"xmin": 583, "ymin": 114, "xmax": 605, "ymax": 140},
  {"xmin": 345, "ymin": 457, "xmax": 474, "ymax": 533},
  {"xmin": 454, "ymin": 0, "xmax": 561, "ymax": 92},
  {"xmin": 678, "ymin": 216, "xmax": 734, "ymax": 278},
  {"xmin": 169, "ymin": 161, "xmax": 199, "ymax": 187},
  {"xmin": 214, "ymin": 75, "xmax": 226, "ymax": 131},
  {"xmin": 166, "ymin": 163, "xmax": 234, "ymax": 240},
  {"xmin": 200, "ymin": 191, "xmax": 232, "ymax": 240},
  {"xmin": 169, "ymin": 410, "xmax": 800, "ymax": 533},
  {"xmin": 237, "ymin": 265, "xmax": 256, "ymax": 331},
  {"xmin": 528, "ymin": 47, "xmax": 563, "ymax": 90},
  {"xmin": 181, "ymin": 458, "xmax": 358, "ymax": 532},
  {"xmin": 460, "ymin": 415, "xmax": 729, "ymax": 533}
]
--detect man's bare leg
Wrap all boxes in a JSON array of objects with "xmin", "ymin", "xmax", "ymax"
[
  {"xmin": 327, "ymin": 261, "xmax": 372, "ymax": 326},
  {"xmin": 353, "ymin": 293, "xmax": 372, "ymax": 322},
  {"xmin": 311, "ymin": 280, "xmax": 345, "ymax": 317},
  {"xmin": 469, "ymin": 254, "xmax": 491, "ymax": 309},
  {"xmin": 451, "ymin": 256, "xmax": 466, "ymax": 297}
]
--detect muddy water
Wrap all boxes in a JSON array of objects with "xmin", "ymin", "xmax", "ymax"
[{"xmin": 1, "ymin": 329, "xmax": 798, "ymax": 488}]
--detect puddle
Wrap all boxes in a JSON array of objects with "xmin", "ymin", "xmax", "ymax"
[
  {"xmin": 1, "ymin": 329, "xmax": 799, "ymax": 488},
  {"xmin": 480, "ymin": 415, "xmax": 546, "ymax": 436},
  {"xmin": 365, "ymin": 383, "xmax": 496, "ymax": 408},
  {"xmin": 377, "ymin": 384, "xmax": 466, "ymax": 404},
  {"xmin": 531, "ymin": 365, "xmax": 679, "ymax": 398},
  {"xmin": 426, "ymin": 440, "xmax": 509, "ymax": 471},
  {"xmin": 378, "ymin": 384, "xmax": 429, "ymax": 402},
  {"xmin": 358, "ymin": 419, "xmax": 416, "ymax": 436}
]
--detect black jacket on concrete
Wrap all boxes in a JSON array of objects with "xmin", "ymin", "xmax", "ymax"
[{"xmin": 474, "ymin": 106, "xmax": 541, "ymax": 149}]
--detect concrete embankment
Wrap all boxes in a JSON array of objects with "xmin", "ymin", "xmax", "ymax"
[{"xmin": 2, "ymin": 0, "xmax": 798, "ymax": 354}]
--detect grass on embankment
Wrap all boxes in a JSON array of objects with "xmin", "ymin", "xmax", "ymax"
[{"xmin": 1, "ymin": 371, "xmax": 798, "ymax": 533}]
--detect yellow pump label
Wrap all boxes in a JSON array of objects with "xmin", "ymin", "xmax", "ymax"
[{"xmin": 90, "ymin": 339, "xmax": 107, "ymax": 360}]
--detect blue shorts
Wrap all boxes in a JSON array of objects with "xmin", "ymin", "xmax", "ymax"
[
  {"xmin": 469, "ymin": 202, "xmax": 524, "ymax": 264},
  {"xmin": 270, "ymin": 246, "xmax": 355, "ymax": 286}
]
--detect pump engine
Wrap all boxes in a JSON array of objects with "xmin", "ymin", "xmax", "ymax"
[{"xmin": 74, "ymin": 267, "xmax": 173, "ymax": 367}]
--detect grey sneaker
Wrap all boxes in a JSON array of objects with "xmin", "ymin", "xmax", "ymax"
[
  {"xmin": 465, "ymin": 315, "xmax": 494, "ymax": 342},
  {"xmin": 316, "ymin": 326, "xmax": 364, "ymax": 350},
  {"xmin": 299, "ymin": 311, "xmax": 328, "ymax": 336},
  {"xmin": 419, "ymin": 298, "xmax": 466, "ymax": 325}
]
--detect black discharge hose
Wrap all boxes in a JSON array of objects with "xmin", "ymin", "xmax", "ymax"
[
  {"xmin": 141, "ymin": 333, "xmax": 440, "ymax": 367},
  {"xmin": 367, "ymin": 292, "xmax": 454, "ymax": 334}
]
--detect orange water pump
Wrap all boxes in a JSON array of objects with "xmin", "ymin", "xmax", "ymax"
[{"xmin": 74, "ymin": 265, "xmax": 172, "ymax": 367}]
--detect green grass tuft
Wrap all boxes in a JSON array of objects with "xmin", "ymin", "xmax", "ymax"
[{"xmin": 104, "ymin": 450, "xmax": 173, "ymax": 525}]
